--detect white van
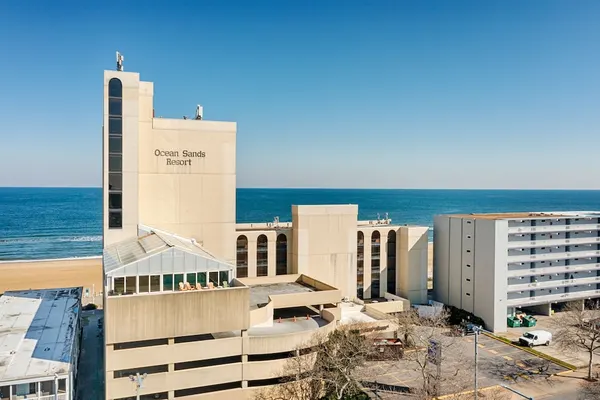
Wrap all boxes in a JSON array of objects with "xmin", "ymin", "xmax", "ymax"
[{"xmin": 518, "ymin": 330, "xmax": 552, "ymax": 347}]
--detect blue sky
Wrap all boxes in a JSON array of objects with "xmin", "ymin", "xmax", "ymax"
[{"xmin": 0, "ymin": 1, "xmax": 599, "ymax": 189}]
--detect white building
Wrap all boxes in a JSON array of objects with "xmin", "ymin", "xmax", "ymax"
[
  {"xmin": 433, "ymin": 212, "xmax": 600, "ymax": 332},
  {"xmin": 0, "ymin": 288, "xmax": 82, "ymax": 400}
]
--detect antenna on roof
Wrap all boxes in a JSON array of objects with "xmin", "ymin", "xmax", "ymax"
[{"xmin": 116, "ymin": 51, "xmax": 124, "ymax": 71}]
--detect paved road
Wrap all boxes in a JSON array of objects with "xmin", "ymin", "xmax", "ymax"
[{"xmin": 76, "ymin": 310, "xmax": 104, "ymax": 400}]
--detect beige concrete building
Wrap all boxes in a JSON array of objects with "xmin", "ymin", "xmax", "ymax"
[{"xmin": 102, "ymin": 64, "xmax": 429, "ymax": 399}]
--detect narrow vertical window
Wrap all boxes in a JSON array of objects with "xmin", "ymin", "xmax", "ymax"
[
  {"xmin": 371, "ymin": 231, "xmax": 381, "ymax": 298},
  {"xmin": 108, "ymin": 78, "xmax": 123, "ymax": 228},
  {"xmin": 257, "ymin": 235, "xmax": 268, "ymax": 276},
  {"xmin": 357, "ymin": 231, "xmax": 364, "ymax": 299},
  {"xmin": 276, "ymin": 234, "xmax": 287, "ymax": 275},
  {"xmin": 387, "ymin": 230, "xmax": 396, "ymax": 294},
  {"xmin": 236, "ymin": 235, "xmax": 248, "ymax": 278}
]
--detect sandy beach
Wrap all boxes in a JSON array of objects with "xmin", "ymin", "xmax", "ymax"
[
  {"xmin": 0, "ymin": 257, "xmax": 103, "ymax": 295},
  {"xmin": 0, "ymin": 244, "xmax": 434, "ymax": 295}
]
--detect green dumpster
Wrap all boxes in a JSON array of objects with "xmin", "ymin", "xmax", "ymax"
[
  {"xmin": 507, "ymin": 316, "xmax": 521, "ymax": 328},
  {"xmin": 522, "ymin": 316, "xmax": 537, "ymax": 327}
]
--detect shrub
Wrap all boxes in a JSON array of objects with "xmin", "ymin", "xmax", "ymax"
[
  {"xmin": 82, "ymin": 303, "xmax": 98, "ymax": 311},
  {"xmin": 445, "ymin": 305, "xmax": 485, "ymax": 327}
]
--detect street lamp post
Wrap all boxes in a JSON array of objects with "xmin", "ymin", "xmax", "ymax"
[
  {"xmin": 129, "ymin": 373, "xmax": 148, "ymax": 400},
  {"xmin": 473, "ymin": 326, "xmax": 481, "ymax": 400}
]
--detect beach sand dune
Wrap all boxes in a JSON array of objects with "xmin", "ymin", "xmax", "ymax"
[{"xmin": 0, "ymin": 258, "xmax": 102, "ymax": 295}]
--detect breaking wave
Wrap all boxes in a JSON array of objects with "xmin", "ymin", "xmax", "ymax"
[{"xmin": 0, "ymin": 235, "xmax": 102, "ymax": 244}]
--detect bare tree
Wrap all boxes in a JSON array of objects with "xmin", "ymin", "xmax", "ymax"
[
  {"xmin": 255, "ymin": 323, "xmax": 378, "ymax": 400},
  {"xmin": 552, "ymin": 301, "xmax": 600, "ymax": 380},
  {"xmin": 393, "ymin": 308, "xmax": 473, "ymax": 399},
  {"xmin": 579, "ymin": 379, "xmax": 600, "ymax": 400}
]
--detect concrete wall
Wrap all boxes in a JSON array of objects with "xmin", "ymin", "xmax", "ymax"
[
  {"xmin": 138, "ymin": 118, "xmax": 237, "ymax": 264},
  {"xmin": 433, "ymin": 215, "xmax": 510, "ymax": 332},
  {"xmin": 105, "ymin": 288, "xmax": 250, "ymax": 344},
  {"xmin": 398, "ymin": 226, "xmax": 429, "ymax": 304},
  {"xmin": 291, "ymin": 205, "xmax": 358, "ymax": 299}
]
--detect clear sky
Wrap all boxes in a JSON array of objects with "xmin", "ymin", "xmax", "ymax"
[{"xmin": 0, "ymin": 0, "xmax": 599, "ymax": 189}]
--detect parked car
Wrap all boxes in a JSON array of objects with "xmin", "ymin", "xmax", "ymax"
[
  {"xmin": 518, "ymin": 330, "xmax": 552, "ymax": 347},
  {"xmin": 454, "ymin": 322, "xmax": 481, "ymax": 336}
]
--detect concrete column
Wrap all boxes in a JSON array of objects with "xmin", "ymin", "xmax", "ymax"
[
  {"xmin": 248, "ymin": 237, "xmax": 258, "ymax": 277},
  {"xmin": 267, "ymin": 234, "xmax": 277, "ymax": 276},
  {"xmin": 169, "ymin": 391, "xmax": 175, "ymax": 399},
  {"xmin": 379, "ymin": 231, "xmax": 388, "ymax": 298},
  {"xmin": 363, "ymin": 232, "xmax": 372, "ymax": 299}
]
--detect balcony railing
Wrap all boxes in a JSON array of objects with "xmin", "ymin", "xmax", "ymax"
[
  {"xmin": 506, "ymin": 288, "xmax": 600, "ymax": 307},
  {"xmin": 507, "ymin": 236, "xmax": 600, "ymax": 249},
  {"xmin": 507, "ymin": 276, "xmax": 600, "ymax": 292},
  {"xmin": 508, "ymin": 223, "xmax": 600, "ymax": 235},
  {"xmin": 507, "ymin": 262, "xmax": 600, "ymax": 278},
  {"xmin": 38, "ymin": 394, "xmax": 67, "ymax": 400},
  {"xmin": 508, "ymin": 249, "xmax": 600, "ymax": 263}
]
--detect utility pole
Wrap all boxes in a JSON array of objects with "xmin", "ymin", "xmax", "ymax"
[{"xmin": 473, "ymin": 326, "xmax": 481, "ymax": 400}]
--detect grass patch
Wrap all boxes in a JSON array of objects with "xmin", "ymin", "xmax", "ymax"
[{"xmin": 484, "ymin": 332, "xmax": 578, "ymax": 371}]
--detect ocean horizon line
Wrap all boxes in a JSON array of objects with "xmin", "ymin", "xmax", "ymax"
[{"xmin": 2, "ymin": 186, "xmax": 600, "ymax": 191}]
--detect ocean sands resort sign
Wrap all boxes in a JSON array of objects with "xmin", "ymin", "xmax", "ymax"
[{"xmin": 154, "ymin": 149, "xmax": 206, "ymax": 166}]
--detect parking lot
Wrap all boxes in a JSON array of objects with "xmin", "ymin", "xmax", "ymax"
[{"xmin": 362, "ymin": 329, "xmax": 569, "ymax": 396}]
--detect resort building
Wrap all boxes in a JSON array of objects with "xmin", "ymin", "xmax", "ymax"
[
  {"xmin": 103, "ymin": 229, "xmax": 342, "ymax": 400},
  {"xmin": 0, "ymin": 288, "xmax": 82, "ymax": 400},
  {"xmin": 102, "ymin": 61, "xmax": 428, "ymax": 399},
  {"xmin": 433, "ymin": 212, "xmax": 600, "ymax": 332}
]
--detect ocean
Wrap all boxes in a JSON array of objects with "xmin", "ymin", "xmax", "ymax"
[{"xmin": 1, "ymin": 187, "xmax": 599, "ymax": 261}]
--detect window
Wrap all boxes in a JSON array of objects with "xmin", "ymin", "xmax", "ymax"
[
  {"xmin": 114, "ymin": 338, "xmax": 168, "ymax": 350},
  {"xmin": 219, "ymin": 271, "xmax": 229, "ymax": 285},
  {"xmin": 114, "ymin": 277, "xmax": 125, "ymax": 294},
  {"xmin": 357, "ymin": 231, "xmax": 364, "ymax": 299},
  {"xmin": 108, "ymin": 173, "xmax": 122, "ymax": 190},
  {"xmin": 236, "ymin": 235, "xmax": 248, "ymax": 278},
  {"xmin": 162, "ymin": 274, "xmax": 173, "ymax": 291},
  {"xmin": 109, "ymin": 155, "xmax": 122, "ymax": 171},
  {"xmin": 276, "ymin": 234, "xmax": 287, "ymax": 275},
  {"xmin": 150, "ymin": 275, "xmax": 160, "ymax": 292},
  {"xmin": 108, "ymin": 212, "xmax": 122, "ymax": 229},
  {"xmin": 107, "ymin": 77, "xmax": 123, "ymax": 228},
  {"xmin": 186, "ymin": 273, "xmax": 197, "ymax": 286},
  {"xmin": 109, "ymin": 193, "xmax": 122, "ymax": 209},
  {"xmin": 114, "ymin": 364, "xmax": 168, "ymax": 379},
  {"xmin": 371, "ymin": 231, "xmax": 381, "ymax": 298},
  {"xmin": 174, "ymin": 274, "xmax": 184, "ymax": 289},
  {"xmin": 125, "ymin": 276, "xmax": 136, "ymax": 293},
  {"xmin": 139, "ymin": 276, "xmax": 150, "ymax": 292},
  {"xmin": 197, "ymin": 272, "xmax": 207, "ymax": 287},
  {"xmin": 257, "ymin": 234, "xmax": 268, "ymax": 276},
  {"xmin": 387, "ymin": 230, "xmax": 396, "ymax": 294}
]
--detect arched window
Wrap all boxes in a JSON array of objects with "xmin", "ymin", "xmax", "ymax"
[
  {"xmin": 371, "ymin": 231, "xmax": 381, "ymax": 298},
  {"xmin": 387, "ymin": 230, "xmax": 397, "ymax": 294},
  {"xmin": 276, "ymin": 234, "xmax": 287, "ymax": 275},
  {"xmin": 257, "ymin": 235, "xmax": 268, "ymax": 276},
  {"xmin": 357, "ymin": 231, "xmax": 364, "ymax": 299},
  {"xmin": 236, "ymin": 235, "xmax": 248, "ymax": 278},
  {"xmin": 108, "ymin": 78, "xmax": 123, "ymax": 229}
]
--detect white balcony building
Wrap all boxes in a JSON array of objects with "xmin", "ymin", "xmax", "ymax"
[{"xmin": 433, "ymin": 212, "xmax": 600, "ymax": 332}]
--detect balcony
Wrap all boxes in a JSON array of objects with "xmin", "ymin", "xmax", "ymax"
[
  {"xmin": 507, "ymin": 276, "xmax": 600, "ymax": 293},
  {"xmin": 507, "ymin": 262, "xmax": 600, "ymax": 278},
  {"xmin": 506, "ymin": 288, "xmax": 600, "ymax": 307},
  {"xmin": 507, "ymin": 236, "xmax": 600, "ymax": 249},
  {"xmin": 508, "ymin": 223, "xmax": 600, "ymax": 235},
  {"xmin": 508, "ymin": 249, "xmax": 600, "ymax": 263}
]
